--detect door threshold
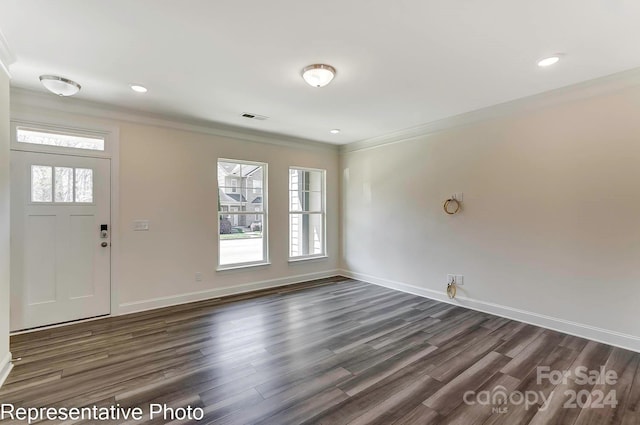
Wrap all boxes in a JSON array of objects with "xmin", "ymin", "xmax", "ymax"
[{"xmin": 10, "ymin": 314, "xmax": 111, "ymax": 335}]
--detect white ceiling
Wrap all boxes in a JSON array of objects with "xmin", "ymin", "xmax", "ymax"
[{"xmin": 1, "ymin": 0, "xmax": 640, "ymax": 144}]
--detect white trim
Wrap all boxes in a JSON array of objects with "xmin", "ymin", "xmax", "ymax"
[
  {"xmin": 118, "ymin": 269, "xmax": 341, "ymax": 315},
  {"xmin": 288, "ymin": 255, "xmax": 329, "ymax": 263},
  {"xmin": 109, "ymin": 127, "xmax": 121, "ymax": 319},
  {"xmin": 0, "ymin": 28, "xmax": 14, "ymax": 79},
  {"xmin": 217, "ymin": 261, "xmax": 271, "ymax": 271},
  {"xmin": 341, "ymin": 67, "xmax": 640, "ymax": 154},
  {"xmin": 0, "ymin": 352, "xmax": 13, "ymax": 388},
  {"xmin": 11, "ymin": 88, "xmax": 338, "ymax": 153},
  {"xmin": 339, "ymin": 269, "xmax": 640, "ymax": 353}
]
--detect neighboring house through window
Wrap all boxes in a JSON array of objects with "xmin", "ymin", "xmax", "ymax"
[{"xmin": 217, "ymin": 159, "xmax": 268, "ymax": 268}]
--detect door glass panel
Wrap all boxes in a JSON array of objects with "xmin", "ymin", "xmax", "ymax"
[
  {"xmin": 75, "ymin": 168, "xmax": 94, "ymax": 203},
  {"xmin": 31, "ymin": 165, "xmax": 53, "ymax": 202},
  {"xmin": 17, "ymin": 128, "xmax": 105, "ymax": 151},
  {"xmin": 55, "ymin": 167, "xmax": 74, "ymax": 202}
]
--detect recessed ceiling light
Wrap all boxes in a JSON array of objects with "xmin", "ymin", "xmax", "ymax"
[
  {"xmin": 537, "ymin": 56, "xmax": 560, "ymax": 67},
  {"xmin": 302, "ymin": 64, "xmax": 336, "ymax": 88},
  {"xmin": 39, "ymin": 75, "xmax": 81, "ymax": 96},
  {"xmin": 130, "ymin": 84, "xmax": 148, "ymax": 93},
  {"xmin": 329, "ymin": 129, "xmax": 341, "ymax": 134}
]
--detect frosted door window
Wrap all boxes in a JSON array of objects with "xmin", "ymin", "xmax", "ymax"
[
  {"xmin": 30, "ymin": 165, "xmax": 94, "ymax": 204},
  {"xmin": 31, "ymin": 166, "xmax": 53, "ymax": 202},
  {"xmin": 17, "ymin": 128, "xmax": 105, "ymax": 151},
  {"xmin": 55, "ymin": 167, "xmax": 74, "ymax": 202},
  {"xmin": 75, "ymin": 168, "xmax": 93, "ymax": 203}
]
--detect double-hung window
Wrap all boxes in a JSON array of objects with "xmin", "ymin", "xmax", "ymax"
[
  {"xmin": 289, "ymin": 167, "xmax": 326, "ymax": 260},
  {"xmin": 217, "ymin": 159, "xmax": 268, "ymax": 268}
]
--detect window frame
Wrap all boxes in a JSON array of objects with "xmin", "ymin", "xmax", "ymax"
[
  {"xmin": 11, "ymin": 122, "xmax": 111, "ymax": 159},
  {"xmin": 29, "ymin": 164, "xmax": 96, "ymax": 205},
  {"xmin": 288, "ymin": 166, "xmax": 327, "ymax": 262},
  {"xmin": 217, "ymin": 158, "xmax": 269, "ymax": 270}
]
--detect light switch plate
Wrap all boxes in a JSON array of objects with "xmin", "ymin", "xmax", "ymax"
[{"xmin": 133, "ymin": 220, "xmax": 150, "ymax": 231}]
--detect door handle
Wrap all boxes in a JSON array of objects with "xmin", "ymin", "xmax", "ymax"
[{"xmin": 101, "ymin": 242, "xmax": 109, "ymax": 248}]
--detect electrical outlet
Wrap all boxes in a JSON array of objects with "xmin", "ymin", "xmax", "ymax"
[
  {"xmin": 195, "ymin": 272, "xmax": 203, "ymax": 282},
  {"xmin": 456, "ymin": 275, "xmax": 464, "ymax": 286},
  {"xmin": 447, "ymin": 274, "xmax": 455, "ymax": 284}
]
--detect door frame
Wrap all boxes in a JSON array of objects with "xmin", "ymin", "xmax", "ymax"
[{"xmin": 9, "ymin": 112, "xmax": 121, "ymax": 326}]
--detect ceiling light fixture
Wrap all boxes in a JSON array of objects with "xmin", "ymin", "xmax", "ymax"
[
  {"xmin": 39, "ymin": 75, "xmax": 81, "ymax": 96},
  {"xmin": 329, "ymin": 129, "xmax": 341, "ymax": 134},
  {"xmin": 302, "ymin": 64, "xmax": 336, "ymax": 88},
  {"xmin": 537, "ymin": 56, "xmax": 560, "ymax": 67},
  {"xmin": 130, "ymin": 84, "xmax": 148, "ymax": 93}
]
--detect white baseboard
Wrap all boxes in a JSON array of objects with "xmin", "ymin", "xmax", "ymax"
[
  {"xmin": 339, "ymin": 269, "xmax": 640, "ymax": 353},
  {"xmin": 118, "ymin": 270, "xmax": 342, "ymax": 315},
  {"xmin": 0, "ymin": 351, "xmax": 13, "ymax": 388}
]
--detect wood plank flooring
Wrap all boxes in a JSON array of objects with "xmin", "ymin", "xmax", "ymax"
[{"xmin": 1, "ymin": 277, "xmax": 639, "ymax": 424}]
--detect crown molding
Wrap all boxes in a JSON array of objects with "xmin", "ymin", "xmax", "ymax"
[
  {"xmin": 342, "ymin": 67, "xmax": 640, "ymax": 154},
  {"xmin": 11, "ymin": 65, "xmax": 640, "ymax": 155},
  {"xmin": 10, "ymin": 87, "xmax": 339, "ymax": 153}
]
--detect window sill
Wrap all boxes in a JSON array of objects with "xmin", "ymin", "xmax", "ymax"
[
  {"xmin": 288, "ymin": 255, "xmax": 328, "ymax": 263},
  {"xmin": 217, "ymin": 262, "xmax": 271, "ymax": 272}
]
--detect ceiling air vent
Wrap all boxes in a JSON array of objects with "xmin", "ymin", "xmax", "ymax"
[{"xmin": 241, "ymin": 112, "xmax": 269, "ymax": 121}]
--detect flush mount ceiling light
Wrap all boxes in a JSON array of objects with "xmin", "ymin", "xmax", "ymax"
[
  {"xmin": 537, "ymin": 56, "xmax": 561, "ymax": 67},
  {"xmin": 130, "ymin": 84, "xmax": 148, "ymax": 93},
  {"xmin": 302, "ymin": 64, "xmax": 336, "ymax": 88},
  {"xmin": 39, "ymin": 75, "xmax": 81, "ymax": 96},
  {"xmin": 329, "ymin": 129, "xmax": 341, "ymax": 134}
]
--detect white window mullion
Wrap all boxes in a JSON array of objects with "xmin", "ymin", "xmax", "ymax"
[{"xmin": 288, "ymin": 167, "xmax": 326, "ymax": 260}]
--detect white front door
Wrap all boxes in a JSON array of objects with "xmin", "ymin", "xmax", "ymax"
[{"xmin": 10, "ymin": 151, "xmax": 111, "ymax": 330}]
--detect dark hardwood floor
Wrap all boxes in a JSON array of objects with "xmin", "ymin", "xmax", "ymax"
[{"xmin": 1, "ymin": 277, "xmax": 639, "ymax": 424}]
